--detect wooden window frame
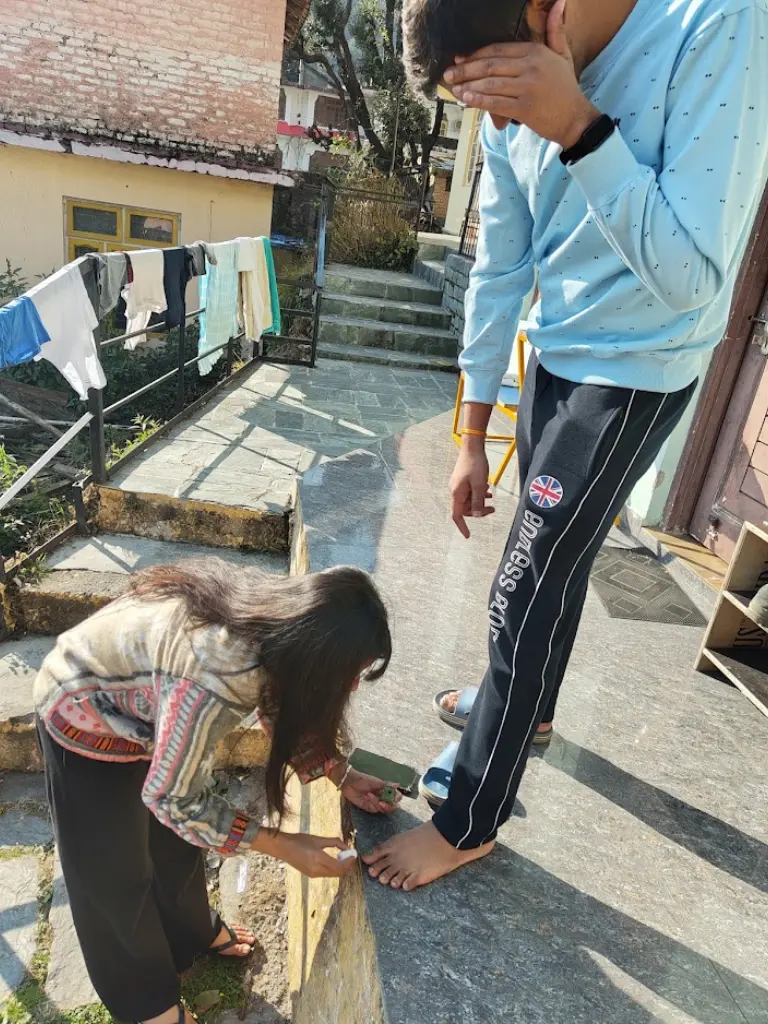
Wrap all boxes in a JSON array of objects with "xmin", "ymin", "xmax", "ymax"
[
  {"xmin": 125, "ymin": 207, "xmax": 180, "ymax": 247},
  {"xmin": 64, "ymin": 198, "xmax": 181, "ymax": 264},
  {"xmin": 66, "ymin": 199, "xmax": 122, "ymax": 243}
]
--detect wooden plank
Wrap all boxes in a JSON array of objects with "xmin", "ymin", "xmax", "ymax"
[
  {"xmin": 723, "ymin": 589, "xmax": 768, "ymax": 634},
  {"xmin": 704, "ymin": 647, "xmax": 768, "ymax": 718},
  {"xmin": 741, "ymin": 465, "xmax": 768, "ymax": 505}
]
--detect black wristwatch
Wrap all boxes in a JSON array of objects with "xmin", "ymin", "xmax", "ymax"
[{"xmin": 559, "ymin": 114, "xmax": 619, "ymax": 166}]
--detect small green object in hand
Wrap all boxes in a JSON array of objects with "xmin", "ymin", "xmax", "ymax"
[{"xmin": 380, "ymin": 786, "xmax": 397, "ymax": 804}]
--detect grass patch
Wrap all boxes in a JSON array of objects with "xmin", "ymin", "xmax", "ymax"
[
  {"xmin": 0, "ymin": 846, "xmax": 48, "ymax": 862},
  {"xmin": 181, "ymin": 954, "xmax": 249, "ymax": 1023}
]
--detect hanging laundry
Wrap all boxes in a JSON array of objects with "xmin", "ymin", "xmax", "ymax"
[
  {"xmin": 28, "ymin": 264, "xmax": 105, "ymax": 400},
  {"xmin": 259, "ymin": 237, "xmax": 281, "ymax": 336},
  {"xmin": 198, "ymin": 241, "xmax": 239, "ymax": 376},
  {"xmin": 162, "ymin": 247, "xmax": 198, "ymax": 330},
  {"xmin": 122, "ymin": 249, "xmax": 165, "ymax": 350},
  {"xmin": 0, "ymin": 295, "xmax": 50, "ymax": 371},
  {"xmin": 236, "ymin": 237, "xmax": 272, "ymax": 361},
  {"xmin": 96, "ymin": 252, "xmax": 128, "ymax": 318},
  {"xmin": 76, "ymin": 254, "xmax": 124, "ymax": 323},
  {"xmin": 189, "ymin": 241, "xmax": 217, "ymax": 278}
]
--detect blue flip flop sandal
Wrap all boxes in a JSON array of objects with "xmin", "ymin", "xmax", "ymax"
[
  {"xmin": 434, "ymin": 687, "xmax": 555, "ymax": 746},
  {"xmin": 418, "ymin": 741, "xmax": 459, "ymax": 808},
  {"xmin": 433, "ymin": 687, "xmax": 478, "ymax": 729}
]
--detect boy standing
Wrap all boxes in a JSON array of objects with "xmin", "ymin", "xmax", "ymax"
[{"xmin": 364, "ymin": 0, "xmax": 768, "ymax": 890}]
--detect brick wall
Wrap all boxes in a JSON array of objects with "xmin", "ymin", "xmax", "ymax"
[
  {"xmin": 444, "ymin": 252, "xmax": 473, "ymax": 339},
  {"xmin": 0, "ymin": 0, "xmax": 286, "ymax": 167}
]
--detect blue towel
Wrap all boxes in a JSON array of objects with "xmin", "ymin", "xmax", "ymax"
[{"xmin": 0, "ymin": 295, "xmax": 50, "ymax": 370}]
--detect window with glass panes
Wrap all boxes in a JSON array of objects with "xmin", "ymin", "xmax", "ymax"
[{"xmin": 64, "ymin": 199, "xmax": 180, "ymax": 262}]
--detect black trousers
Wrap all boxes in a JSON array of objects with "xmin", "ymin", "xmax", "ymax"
[
  {"xmin": 37, "ymin": 719, "xmax": 219, "ymax": 1021},
  {"xmin": 433, "ymin": 362, "xmax": 696, "ymax": 850}
]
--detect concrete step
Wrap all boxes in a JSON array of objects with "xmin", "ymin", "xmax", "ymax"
[
  {"xmin": 8, "ymin": 533, "xmax": 287, "ymax": 636},
  {"xmin": 0, "ymin": 635, "xmax": 52, "ymax": 771},
  {"xmin": 318, "ymin": 314, "xmax": 459, "ymax": 358},
  {"xmin": 85, "ymin": 483, "xmax": 291, "ymax": 555},
  {"xmin": 317, "ymin": 341, "xmax": 458, "ymax": 374},
  {"xmin": 321, "ymin": 291, "xmax": 452, "ymax": 330},
  {"xmin": 413, "ymin": 257, "xmax": 446, "ymax": 290},
  {"xmin": 324, "ymin": 264, "xmax": 443, "ymax": 305}
]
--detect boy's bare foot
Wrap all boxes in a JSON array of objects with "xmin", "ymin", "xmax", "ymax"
[
  {"xmin": 209, "ymin": 923, "xmax": 254, "ymax": 957},
  {"xmin": 362, "ymin": 821, "xmax": 494, "ymax": 891}
]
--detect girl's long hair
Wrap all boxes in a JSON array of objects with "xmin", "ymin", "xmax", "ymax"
[{"xmin": 128, "ymin": 558, "xmax": 391, "ymax": 822}]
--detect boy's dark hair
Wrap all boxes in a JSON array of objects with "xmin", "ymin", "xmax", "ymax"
[{"xmin": 403, "ymin": 0, "xmax": 530, "ymax": 98}]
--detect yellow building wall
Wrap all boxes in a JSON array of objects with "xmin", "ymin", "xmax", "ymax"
[{"xmin": 0, "ymin": 145, "xmax": 275, "ymax": 280}]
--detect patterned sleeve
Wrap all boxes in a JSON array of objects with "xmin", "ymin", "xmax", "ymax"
[{"xmin": 141, "ymin": 675, "xmax": 262, "ymax": 855}]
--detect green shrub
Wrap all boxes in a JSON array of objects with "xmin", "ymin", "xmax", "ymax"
[{"xmin": 328, "ymin": 162, "xmax": 418, "ymax": 272}]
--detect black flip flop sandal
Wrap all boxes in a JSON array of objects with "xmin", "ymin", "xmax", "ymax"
[
  {"xmin": 138, "ymin": 1003, "xmax": 187, "ymax": 1023},
  {"xmin": 209, "ymin": 920, "xmax": 254, "ymax": 957}
]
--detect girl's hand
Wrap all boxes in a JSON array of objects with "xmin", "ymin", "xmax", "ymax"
[
  {"xmin": 277, "ymin": 833, "xmax": 358, "ymax": 879},
  {"xmin": 342, "ymin": 769, "xmax": 402, "ymax": 815}
]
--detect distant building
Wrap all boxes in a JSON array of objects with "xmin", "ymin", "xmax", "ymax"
[
  {"xmin": 277, "ymin": 60, "xmax": 359, "ymax": 173},
  {"xmin": 0, "ymin": 0, "xmax": 305, "ymax": 278}
]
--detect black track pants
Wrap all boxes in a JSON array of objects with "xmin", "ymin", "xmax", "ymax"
[{"xmin": 433, "ymin": 362, "xmax": 695, "ymax": 850}]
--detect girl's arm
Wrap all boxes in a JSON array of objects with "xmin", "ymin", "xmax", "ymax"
[{"xmin": 143, "ymin": 678, "xmax": 356, "ymax": 877}]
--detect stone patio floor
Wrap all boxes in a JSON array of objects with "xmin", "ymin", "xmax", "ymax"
[{"xmin": 4, "ymin": 358, "xmax": 765, "ymax": 1022}]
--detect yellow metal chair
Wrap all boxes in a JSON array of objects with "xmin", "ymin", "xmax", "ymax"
[{"xmin": 452, "ymin": 331, "xmax": 527, "ymax": 487}]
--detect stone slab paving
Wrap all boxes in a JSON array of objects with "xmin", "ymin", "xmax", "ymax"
[
  {"xmin": 109, "ymin": 359, "xmax": 457, "ymax": 510},
  {"xmin": 0, "ymin": 856, "xmax": 40, "ymax": 1003},
  {"xmin": 299, "ymin": 414, "xmax": 768, "ymax": 1024},
  {"xmin": 0, "ymin": 808, "xmax": 52, "ymax": 849},
  {"xmin": 45, "ymin": 852, "xmax": 99, "ymax": 1010},
  {"xmin": 46, "ymin": 534, "xmax": 288, "ymax": 577}
]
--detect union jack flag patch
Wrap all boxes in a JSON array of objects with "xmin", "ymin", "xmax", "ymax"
[{"xmin": 529, "ymin": 476, "xmax": 563, "ymax": 509}]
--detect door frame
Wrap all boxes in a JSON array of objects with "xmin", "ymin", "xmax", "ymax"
[{"xmin": 663, "ymin": 185, "xmax": 768, "ymax": 535}]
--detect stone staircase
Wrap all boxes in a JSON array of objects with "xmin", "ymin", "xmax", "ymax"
[{"xmin": 319, "ymin": 263, "xmax": 458, "ymax": 372}]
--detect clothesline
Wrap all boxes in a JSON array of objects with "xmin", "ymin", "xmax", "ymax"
[{"xmin": 0, "ymin": 237, "xmax": 281, "ymax": 401}]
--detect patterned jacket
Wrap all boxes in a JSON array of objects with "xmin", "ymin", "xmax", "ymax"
[{"xmin": 34, "ymin": 595, "xmax": 340, "ymax": 855}]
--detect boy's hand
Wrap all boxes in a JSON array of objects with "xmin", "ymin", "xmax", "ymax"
[
  {"xmin": 444, "ymin": 0, "xmax": 599, "ymax": 146},
  {"xmin": 451, "ymin": 443, "xmax": 494, "ymax": 539}
]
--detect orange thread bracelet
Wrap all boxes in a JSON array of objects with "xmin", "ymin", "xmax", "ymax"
[{"xmin": 461, "ymin": 428, "xmax": 487, "ymax": 438}]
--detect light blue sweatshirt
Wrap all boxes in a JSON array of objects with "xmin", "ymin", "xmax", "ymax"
[{"xmin": 461, "ymin": 0, "xmax": 768, "ymax": 404}]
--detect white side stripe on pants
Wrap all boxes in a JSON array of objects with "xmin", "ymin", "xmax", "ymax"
[{"xmin": 457, "ymin": 390, "xmax": 654, "ymax": 849}]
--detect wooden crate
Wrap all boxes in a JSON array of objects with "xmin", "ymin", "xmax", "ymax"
[{"xmin": 696, "ymin": 521, "xmax": 768, "ymax": 718}]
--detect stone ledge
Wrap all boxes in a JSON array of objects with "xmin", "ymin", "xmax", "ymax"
[{"xmin": 85, "ymin": 485, "xmax": 290, "ymax": 554}]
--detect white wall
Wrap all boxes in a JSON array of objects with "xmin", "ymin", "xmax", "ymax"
[
  {"xmin": 626, "ymin": 353, "xmax": 713, "ymax": 526},
  {"xmin": 445, "ymin": 108, "xmax": 481, "ymax": 235}
]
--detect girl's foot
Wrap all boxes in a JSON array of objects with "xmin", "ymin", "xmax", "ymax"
[
  {"xmin": 439, "ymin": 692, "xmax": 554, "ymax": 743},
  {"xmin": 209, "ymin": 923, "xmax": 255, "ymax": 957}
]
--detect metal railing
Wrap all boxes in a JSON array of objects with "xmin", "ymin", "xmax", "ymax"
[
  {"xmin": 0, "ymin": 195, "xmax": 330, "ymax": 578},
  {"xmin": 459, "ymin": 161, "xmax": 483, "ymax": 261}
]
